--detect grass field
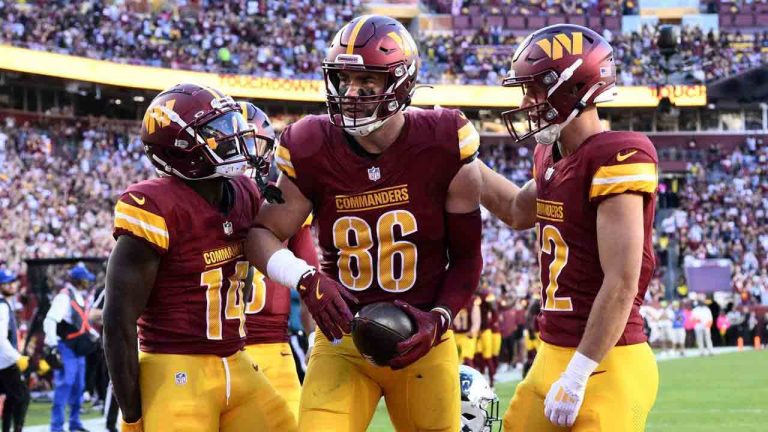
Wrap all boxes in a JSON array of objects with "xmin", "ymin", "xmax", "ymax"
[
  {"xmin": 23, "ymin": 350, "xmax": 767, "ymax": 431},
  {"xmin": 369, "ymin": 350, "xmax": 768, "ymax": 432}
]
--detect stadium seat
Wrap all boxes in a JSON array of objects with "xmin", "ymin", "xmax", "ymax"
[
  {"xmin": 603, "ymin": 16, "xmax": 621, "ymax": 31},
  {"xmin": 547, "ymin": 15, "xmax": 567, "ymax": 26},
  {"xmin": 527, "ymin": 16, "xmax": 546, "ymax": 29},
  {"xmin": 506, "ymin": 16, "xmax": 527, "ymax": 30},
  {"xmin": 568, "ymin": 16, "xmax": 587, "ymax": 27},
  {"xmin": 734, "ymin": 14, "xmax": 755, "ymax": 27},
  {"xmin": 453, "ymin": 15, "xmax": 472, "ymax": 31},
  {"xmin": 586, "ymin": 16, "xmax": 603, "ymax": 33},
  {"xmin": 719, "ymin": 14, "xmax": 735, "ymax": 28},
  {"xmin": 487, "ymin": 15, "xmax": 504, "ymax": 28}
]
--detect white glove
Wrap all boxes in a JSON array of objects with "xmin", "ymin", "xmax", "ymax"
[{"xmin": 544, "ymin": 351, "xmax": 598, "ymax": 427}]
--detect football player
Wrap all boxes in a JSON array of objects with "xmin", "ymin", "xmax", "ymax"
[
  {"xmin": 474, "ymin": 291, "xmax": 501, "ymax": 388},
  {"xmin": 479, "ymin": 24, "xmax": 659, "ymax": 430},
  {"xmin": 454, "ymin": 294, "xmax": 482, "ymax": 367},
  {"xmin": 236, "ymin": 101, "xmax": 315, "ymax": 421},
  {"xmin": 103, "ymin": 84, "xmax": 296, "ymax": 432},
  {"xmin": 246, "ymin": 15, "xmax": 483, "ymax": 432}
]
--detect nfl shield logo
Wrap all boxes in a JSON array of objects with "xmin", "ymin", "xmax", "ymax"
[
  {"xmin": 223, "ymin": 221, "xmax": 233, "ymax": 236},
  {"xmin": 545, "ymin": 167, "xmax": 555, "ymax": 181},
  {"xmin": 367, "ymin": 166, "xmax": 381, "ymax": 182},
  {"xmin": 175, "ymin": 372, "xmax": 187, "ymax": 386}
]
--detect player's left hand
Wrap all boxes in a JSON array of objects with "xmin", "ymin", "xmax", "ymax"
[
  {"xmin": 389, "ymin": 300, "xmax": 447, "ymax": 370},
  {"xmin": 543, "ymin": 351, "xmax": 598, "ymax": 427}
]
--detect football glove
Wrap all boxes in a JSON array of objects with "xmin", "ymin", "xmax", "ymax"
[
  {"xmin": 544, "ymin": 351, "xmax": 598, "ymax": 427},
  {"xmin": 297, "ymin": 269, "xmax": 357, "ymax": 341},
  {"xmin": 38, "ymin": 359, "xmax": 51, "ymax": 375},
  {"xmin": 389, "ymin": 300, "xmax": 449, "ymax": 370},
  {"xmin": 16, "ymin": 355, "xmax": 29, "ymax": 372}
]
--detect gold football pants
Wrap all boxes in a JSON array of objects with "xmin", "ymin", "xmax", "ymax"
[
  {"xmin": 504, "ymin": 341, "xmax": 658, "ymax": 432},
  {"xmin": 299, "ymin": 331, "xmax": 460, "ymax": 432},
  {"xmin": 134, "ymin": 349, "xmax": 297, "ymax": 432}
]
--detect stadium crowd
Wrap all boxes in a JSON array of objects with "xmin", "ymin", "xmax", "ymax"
[{"xmin": 2, "ymin": 1, "xmax": 767, "ymax": 86}]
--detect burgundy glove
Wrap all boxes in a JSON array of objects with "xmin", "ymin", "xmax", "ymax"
[
  {"xmin": 298, "ymin": 269, "xmax": 357, "ymax": 341},
  {"xmin": 389, "ymin": 300, "xmax": 450, "ymax": 370}
]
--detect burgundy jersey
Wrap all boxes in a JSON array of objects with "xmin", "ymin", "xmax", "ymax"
[
  {"xmin": 245, "ymin": 221, "xmax": 317, "ymax": 345},
  {"xmin": 275, "ymin": 110, "xmax": 479, "ymax": 311},
  {"xmin": 113, "ymin": 175, "xmax": 261, "ymax": 356},
  {"xmin": 480, "ymin": 293, "xmax": 500, "ymax": 331},
  {"xmin": 533, "ymin": 131, "xmax": 658, "ymax": 347},
  {"xmin": 452, "ymin": 295, "xmax": 482, "ymax": 334}
]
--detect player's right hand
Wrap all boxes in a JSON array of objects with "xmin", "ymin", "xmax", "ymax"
[
  {"xmin": 297, "ymin": 269, "xmax": 358, "ymax": 341},
  {"xmin": 121, "ymin": 417, "xmax": 144, "ymax": 432}
]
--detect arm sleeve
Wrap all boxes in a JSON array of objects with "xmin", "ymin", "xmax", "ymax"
[
  {"xmin": 113, "ymin": 193, "xmax": 170, "ymax": 254},
  {"xmin": 434, "ymin": 209, "xmax": 483, "ymax": 321},
  {"xmin": 0, "ymin": 304, "xmax": 20, "ymax": 361},
  {"xmin": 589, "ymin": 148, "xmax": 658, "ymax": 204},
  {"xmin": 288, "ymin": 225, "xmax": 319, "ymax": 268}
]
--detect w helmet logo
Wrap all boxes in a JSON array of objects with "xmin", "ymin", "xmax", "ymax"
[
  {"xmin": 536, "ymin": 32, "xmax": 583, "ymax": 60},
  {"xmin": 143, "ymin": 99, "xmax": 177, "ymax": 135}
]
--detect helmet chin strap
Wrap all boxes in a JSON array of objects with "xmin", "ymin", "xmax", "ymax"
[
  {"xmin": 342, "ymin": 114, "xmax": 387, "ymax": 137},
  {"xmin": 535, "ymin": 80, "xmax": 607, "ymax": 146}
]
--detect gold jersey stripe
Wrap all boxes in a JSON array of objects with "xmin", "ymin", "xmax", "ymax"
[
  {"xmin": 303, "ymin": 214, "xmax": 314, "ymax": 227},
  {"xmin": 277, "ymin": 161, "xmax": 296, "ymax": 178},
  {"xmin": 275, "ymin": 144, "xmax": 291, "ymax": 162},
  {"xmin": 458, "ymin": 122, "xmax": 480, "ymax": 160},
  {"xmin": 114, "ymin": 202, "xmax": 169, "ymax": 250},
  {"xmin": 593, "ymin": 162, "xmax": 656, "ymax": 180},
  {"xmin": 589, "ymin": 179, "xmax": 658, "ymax": 200},
  {"xmin": 346, "ymin": 15, "xmax": 372, "ymax": 55},
  {"xmin": 115, "ymin": 201, "xmax": 167, "ymax": 231}
]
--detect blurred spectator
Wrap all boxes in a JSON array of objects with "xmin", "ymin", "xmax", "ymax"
[
  {"xmin": 0, "ymin": 270, "xmax": 30, "ymax": 432},
  {"xmin": 692, "ymin": 300, "xmax": 714, "ymax": 356},
  {"xmin": 43, "ymin": 264, "xmax": 98, "ymax": 432}
]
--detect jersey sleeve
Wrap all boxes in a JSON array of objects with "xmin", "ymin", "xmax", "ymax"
[
  {"xmin": 113, "ymin": 191, "xmax": 170, "ymax": 254},
  {"xmin": 589, "ymin": 148, "xmax": 658, "ymax": 203},
  {"xmin": 455, "ymin": 110, "xmax": 480, "ymax": 163},
  {"xmin": 274, "ymin": 120, "xmax": 316, "ymax": 200}
]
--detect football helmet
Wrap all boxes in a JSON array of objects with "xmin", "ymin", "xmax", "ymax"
[
  {"xmin": 236, "ymin": 101, "xmax": 283, "ymax": 203},
  {"xmin": 141, "ymin": 83, "xmax": 262, "ymax": 180},
  {"xmin": 323, "ymin": 15, "xmax": 419, "ymax": 136},
  {"xmin": 460, "ymin": 365, "xmax": 502, "ymax": 432},
  {"xmin": 237, "ymin": 101, "xmax": 276, "ymax": 179},
  {"xmin": 500, "ymin": 24, "xmax": 617, "ymax": 145}
]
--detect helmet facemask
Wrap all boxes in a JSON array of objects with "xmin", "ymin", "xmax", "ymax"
[
  {"xmin": 323, "ymin": 60, "xmax": 413, "ymax": 137},
  {"xmin": 151, "ymin": 96, "xmax": 262, "ymax": 180},
  {"xmin": 500, "ymin": 69, "xmax": 572, "ymax": 145}
]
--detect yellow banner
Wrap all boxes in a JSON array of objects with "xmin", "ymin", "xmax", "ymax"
[{"xmin": 0, "ymin": 45, "xmax": 706, "ymax": 108}]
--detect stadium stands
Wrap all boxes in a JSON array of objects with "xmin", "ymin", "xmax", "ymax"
[{"xmin": 1, "ymin": 1, "xmax": 766, "ymax": 87}]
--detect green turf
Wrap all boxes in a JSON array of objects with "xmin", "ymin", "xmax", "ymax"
[
  {"xmin": 21, "ymin": 351, "xmax": 768, "ymax": 430},
  {"xmin": 369, "ymin": 350, "xmax": 768, "ymax": 431},
  {"xmin": 24, "ymin": 399, "xmax": 102, "ymax": 426}
]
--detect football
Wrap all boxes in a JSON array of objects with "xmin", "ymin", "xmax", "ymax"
[{"xmin": 351, "ymin": 302, "xmax": 415, "ymax": 367}]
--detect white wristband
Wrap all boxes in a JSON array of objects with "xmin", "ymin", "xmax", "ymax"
[
  {"xmin": 564, "ymin": 351, "xmax": 599, "ymax": 384},
  {"xmin": 266, "ymin": 249, "xmax": 314, "ymax": 289}
]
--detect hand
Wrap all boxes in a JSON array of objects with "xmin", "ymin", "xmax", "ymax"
[
  {"xmin": 297, "ymin": 269, "xmax": 357, "ymax": 341},
  {"xmin": 43, "ymin": 346, "xmax": 63, "ymax": 370},
  {"xmin": 16, "ymin": 355, "xmax": 29, "ymax": 372},
  {"xmin": 389, "ymin": 300, "xmax": 448, "ymax": 370},
  {"xmin": 38, "ymin": 359, "xmax": 51, "ymax": 375},
  {"xmin": 121, "ymin": 417, "xmax": 144, "ymax": 432},
  {"xmin": 543, "ymin": 351, "xmax": 597, "ymax": 427}
]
